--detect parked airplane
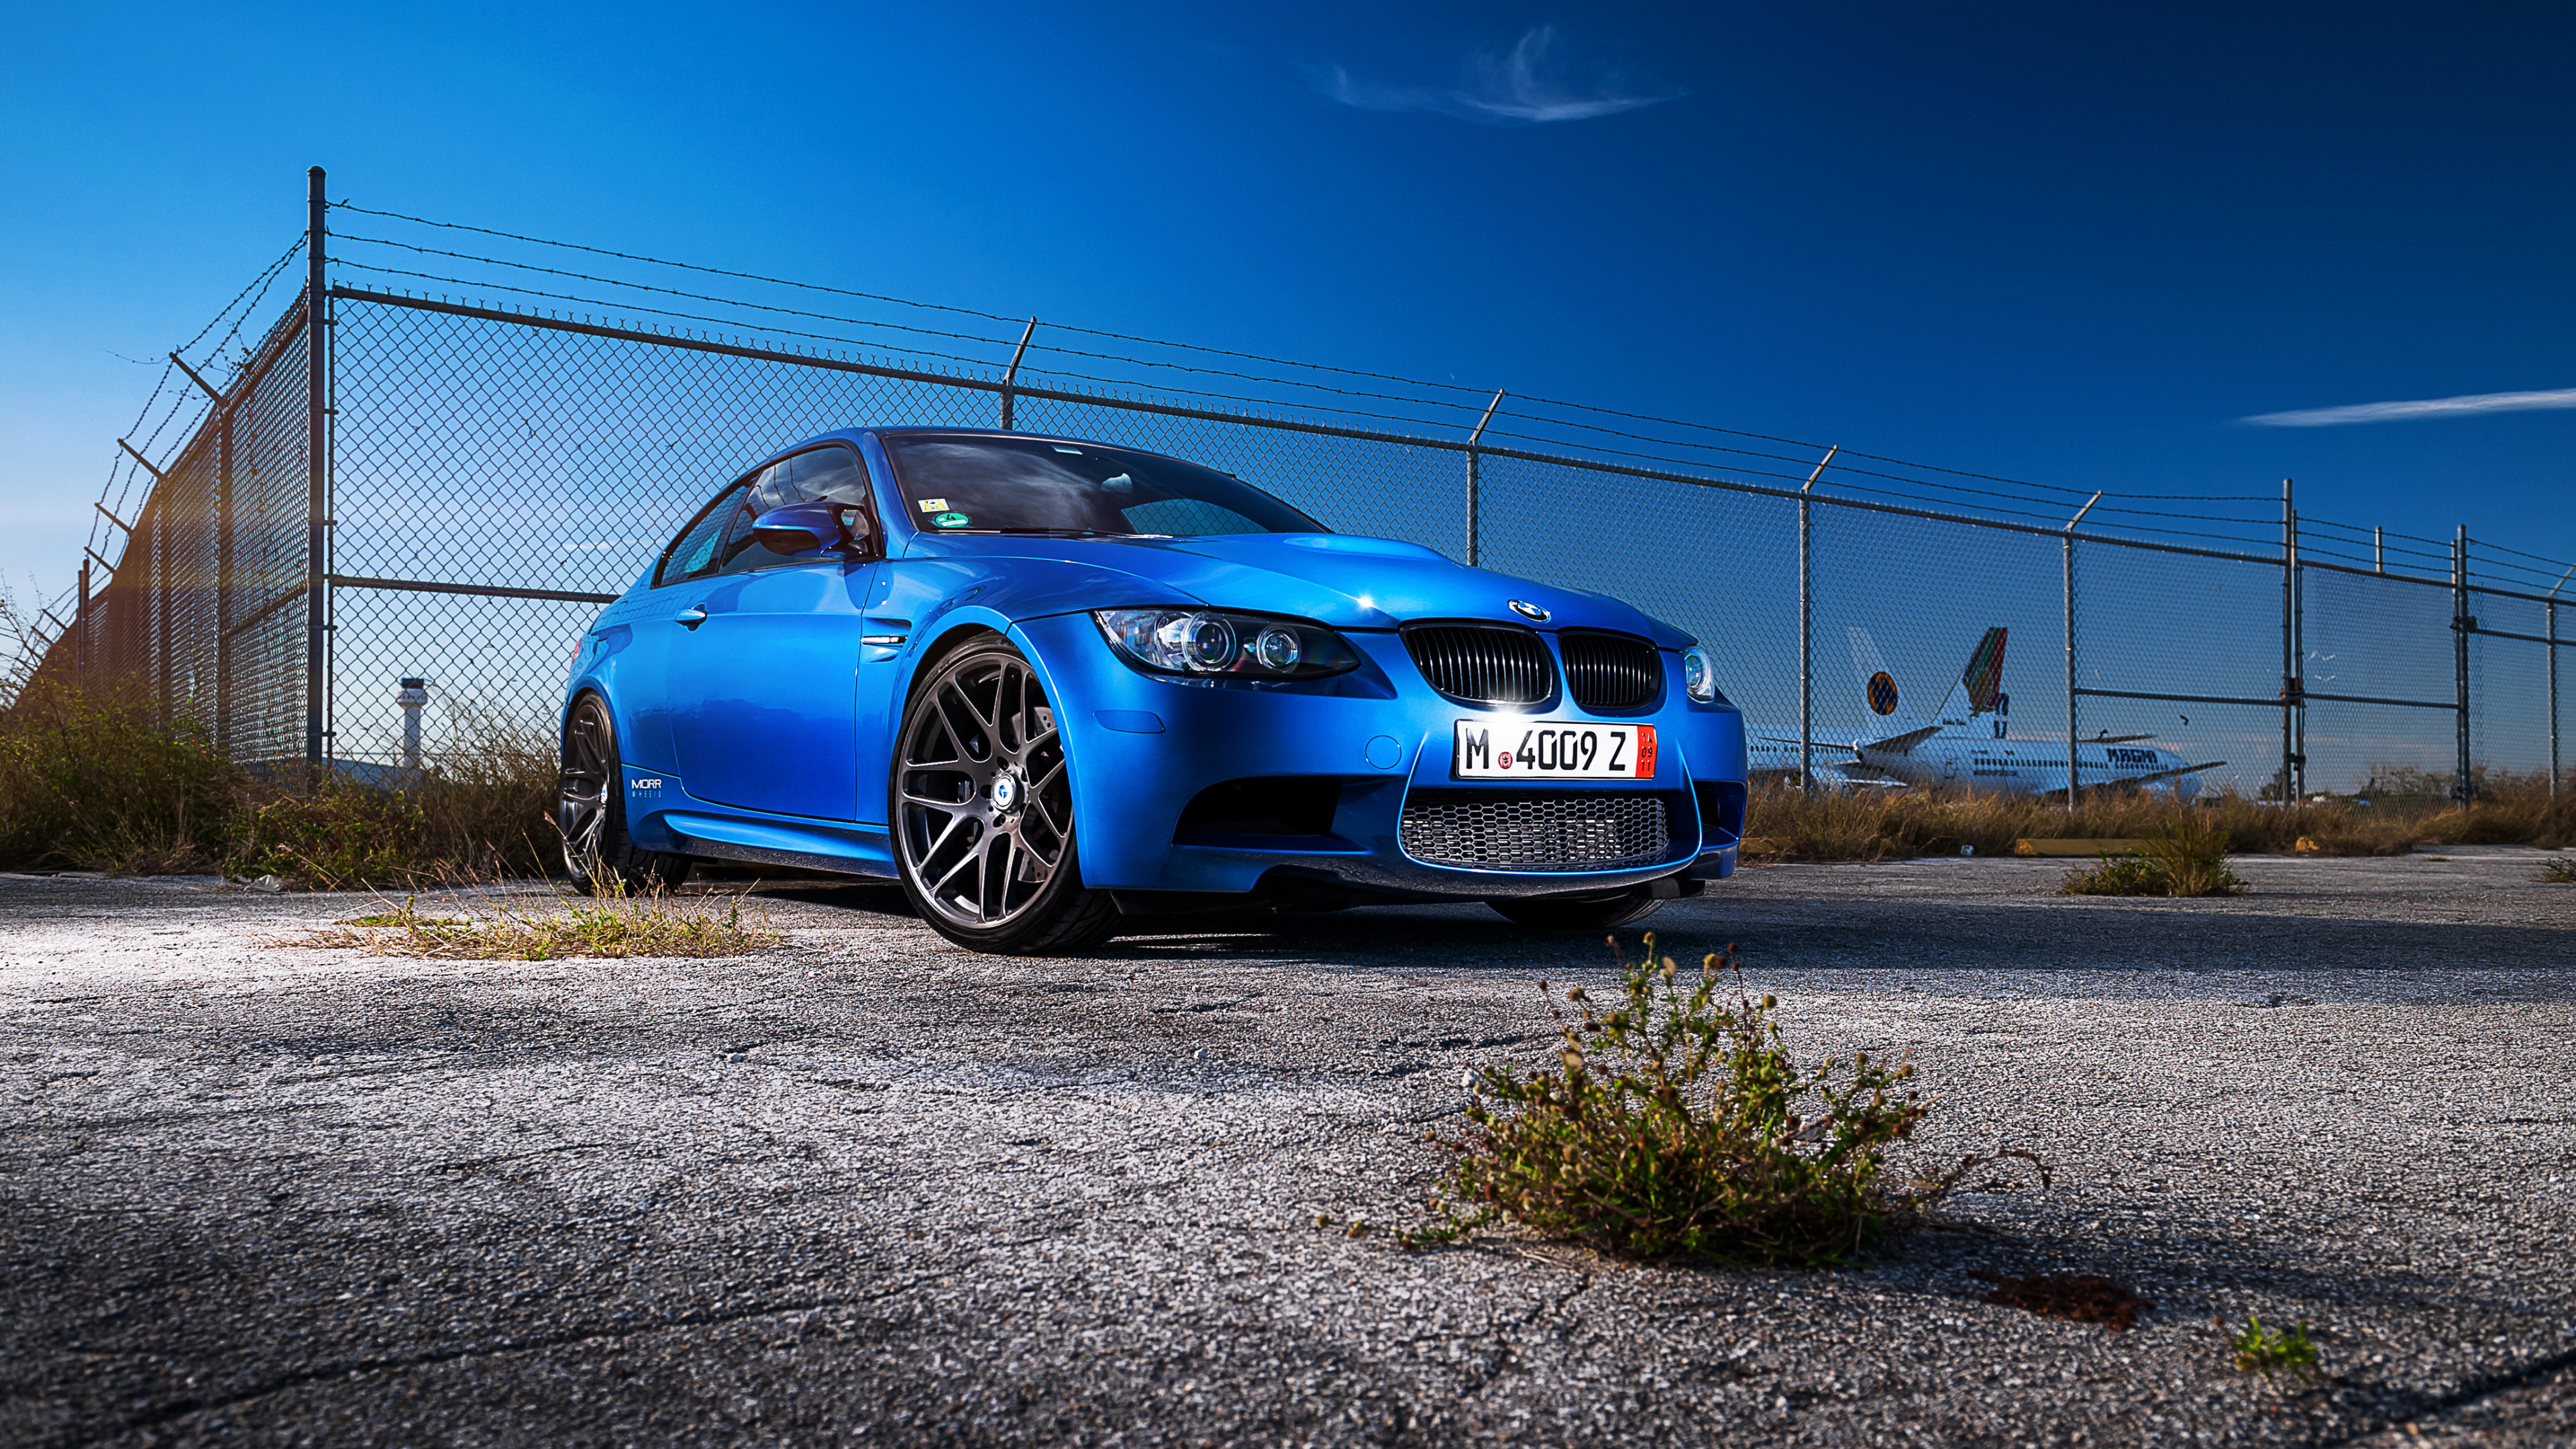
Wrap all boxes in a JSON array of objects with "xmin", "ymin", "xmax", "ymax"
[{"xmin": 1750, "ymin": 627, "xmax": 2224, "ymax": 800}]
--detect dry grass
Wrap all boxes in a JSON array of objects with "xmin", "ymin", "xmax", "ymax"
[
  {"xmin": 0, "ymin": 680, "xmax": 561, "ymax": 886},
  {"xmin": 300, "ymin": 885, "xmax": 777, "ymax": 960},
  {"xmin": 0, "ymin": 684, "xmax": 241, "ymax": 873},
  {"xmin": 1743, "ymin": 780, "xmax": 2576, "ymax": 863}
]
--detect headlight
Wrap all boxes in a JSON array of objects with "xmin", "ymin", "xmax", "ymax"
[
  {"xmin": 1682, "ymin": 644, "xmax": 1725, "ymax": 704},
  {"xmin": 1093, "ymin": 608, "xmax": 1360, "ymax": 680}
]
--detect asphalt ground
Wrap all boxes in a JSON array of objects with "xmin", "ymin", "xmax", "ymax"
[{"xmin": 2, "ymin": 849, "xmax": 2571, "ymax": 1448}]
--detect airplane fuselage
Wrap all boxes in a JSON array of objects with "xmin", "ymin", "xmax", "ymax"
[{"xmin": 1749, "ymin": 735, "xmax": 2206, "ymax": 800}]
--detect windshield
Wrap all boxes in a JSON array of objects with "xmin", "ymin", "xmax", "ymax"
[{"xmin": 880, "ymin": 434, "xmax": 1326, "ymax": 537}]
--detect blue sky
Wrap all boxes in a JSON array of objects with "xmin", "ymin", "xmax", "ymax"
[{"xmin": 5, "ymin": 0, "xmax": 2574, "ymax": 619}]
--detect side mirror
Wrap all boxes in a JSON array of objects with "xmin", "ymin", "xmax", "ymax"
[{"xmin": 750, "ymin": 502, "xmax": 871, "ymax": 557}]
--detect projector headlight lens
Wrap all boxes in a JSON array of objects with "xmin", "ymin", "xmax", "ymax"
[
  {"xmin": 1682, "ymin": 644, "xmax": 1725, "ymax": 704},
  {"xmin": 1094, "ymin": 609, "xmax": 1358, "ymax": 680}
]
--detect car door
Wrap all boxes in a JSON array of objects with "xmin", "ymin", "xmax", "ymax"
[
  {"xmin": 617, "ymin": 478, "xmax": 749, "ymax": 774},
  {"xmin": 668, "ymin": 447, "xmax": 881, "ymax": 821}
]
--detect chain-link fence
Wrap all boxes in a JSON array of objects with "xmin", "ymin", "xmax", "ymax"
[{"xmin": 26, "ymin": 174, "xmax": 2574, "ymax": 803}]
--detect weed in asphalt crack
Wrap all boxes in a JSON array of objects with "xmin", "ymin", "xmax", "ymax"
[
  {"xmin": 296, "ymin": 883, "xmax": 778, "ymax": 959},
  {"xmin": 1397, "ymin": 932, "xmax": 2037, "ymax": 1265},
  {"xmin": 2227, "ymin": 1313, "xmax": 2322, "ymax": 1381}
]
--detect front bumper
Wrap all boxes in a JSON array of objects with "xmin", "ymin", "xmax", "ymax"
[{"xmin": 1018, "ymin": 614, "xmax": 1747, "ymax": 900}]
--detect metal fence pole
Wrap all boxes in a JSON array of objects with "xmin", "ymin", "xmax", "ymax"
[
  {"xmin": 998, "ymin": 317, "xmax": 1035, "ymax": 430},
  {"xmin": 1465, "ymin": 390, "xmax": 1505, "ymax": 569},
  {"xmin": 2287, "ymin": 482, "xmax": 2308, "ymax": 799},
  {"xmin": 2453, "ymin": 526, "xmax": 2473, "ymax": 801},
  {"xmin": 74, "ymin": 558, "xmax": 89, "ymax": 683},
  {"xmin": 304, "ymin": 165, "xmax": 329, "ymax": 765},
  {"xmin": 2063, "ymin": 490, "xmax": 2100, "ymax": 808},
  {"xmin": 1798, "ymin": 446, "xmax": 1837, "ymax": 798}
]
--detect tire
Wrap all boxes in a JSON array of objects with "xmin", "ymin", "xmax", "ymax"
[
  {"xmin": 892, "ymin": 638, "xmax": 1120, "ymax": 954},
  {"xmin": 558, "ymin": 694, "xmax": 688, "ymax": 895},
  {"xmin": 1485, "ymin": 888, "xmax": 1666, "ymax": 930}
]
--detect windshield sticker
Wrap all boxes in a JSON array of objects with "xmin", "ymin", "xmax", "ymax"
[
  {"xmin": 932, "ymin": 511, "xmax": 970, "ymax": 529},
  {"xmin": 916, "ymin": 498, "xmax": 949, "ymax": 513}
]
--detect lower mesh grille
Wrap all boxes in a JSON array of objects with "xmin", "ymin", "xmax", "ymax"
[{"xmin": 1399, "ymin": 790, "xmax": 1670, "ymax": 871}]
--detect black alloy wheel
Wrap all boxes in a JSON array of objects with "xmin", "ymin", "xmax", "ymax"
[
  {"xmin": 893, "ymin": 639, "xmax": 1118, "ymax": 953},
  {"xmin": 557, "ymin": 694, "xmax": 686, "ymax": 894},
  {"xmin": 1485, "ymin": 888, "xmax": 1666, "ymax": 930}
]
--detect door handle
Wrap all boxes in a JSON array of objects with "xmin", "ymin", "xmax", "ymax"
[{"xmin": 675, "ymin": 606, "xmax": 708, "ymax": 629}]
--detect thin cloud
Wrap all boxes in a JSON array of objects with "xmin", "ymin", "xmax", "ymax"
[
  {"xmin": 2242, "ymin": 387, "xmax": 2576, "ymax": 427},
  {"xmin": 1321, "ymin": 25, "xmax": 1682, "ymax": 126}
]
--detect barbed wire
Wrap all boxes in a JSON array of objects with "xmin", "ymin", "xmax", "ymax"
[
  {"xmin": 333, "ymin": 202, "xmax": 2292, "ymax": 511},
  {"xmin": 333, "ymin": 256, "xmax": 2290, "ymax": 547}
]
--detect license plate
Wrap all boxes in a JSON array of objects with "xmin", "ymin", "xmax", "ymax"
[{"xmin": 1454, "ymin": 720, "xmax": 1656, "ymax": 780}]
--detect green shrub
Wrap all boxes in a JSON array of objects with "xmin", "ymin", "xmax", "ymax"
[
  {"xmin": 2061, "ymin": 817, "xmax": 2247, "ymax": 898},
  {"xmin": 1404, "ymin": 934, "xmax": 1982, "ymax": 1265}
]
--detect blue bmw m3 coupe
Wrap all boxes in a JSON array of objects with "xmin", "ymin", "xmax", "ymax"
[{"xmin": 557, "ymin": 429, "xmax": 1748, "ymax": 953}]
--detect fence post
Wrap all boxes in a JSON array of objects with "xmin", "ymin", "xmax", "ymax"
[
  {"xmin": 998, "ymin": 317, "xmax": 1035, "ymax": 431},
  {"xmin": 303, "ymin": 165, "xmax": 330, "ymax": 766},
  {"xmin": 1798, "ymin": 446, "xmax": 1837, "ymax": 797},
  {"xmin": 1464, "ymin": 390, "xmax": 1505, "ymax": 569},
  {"xmin": 75, "ymin": 558, "xmax": 89, "ymax": 683},
  {"xmin": 2063, "ymin": 491, "xmax": 2100, "ymax": 808},
  {"xmin": 2279, "ymin": 479, "xmax": 2298, "ymax": 801},
  {"xmin": 2453, "ymin": 526, "xmax": 2473, "ymax": 802}
]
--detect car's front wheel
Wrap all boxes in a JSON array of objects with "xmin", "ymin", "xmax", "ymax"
[
  {"xmin": 558, "ymin": 694, "xmax": 688, "ymax": 894},
  {"xmin": 1485, "ymin": 888, "xmax": 1665, "ymax": 930},
  {"xmin": 892, "ymin": 638, "xmax": 1120, "ymax": 954}
]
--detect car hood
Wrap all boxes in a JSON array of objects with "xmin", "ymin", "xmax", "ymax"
[{"xmin": 1022, "ymin": 533, "xmax": 1691, "ymax": 645}]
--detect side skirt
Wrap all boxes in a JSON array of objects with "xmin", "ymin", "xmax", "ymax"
[{"xmin": 648, "ymin": 809, "xmax": 897, "ymax": 879}]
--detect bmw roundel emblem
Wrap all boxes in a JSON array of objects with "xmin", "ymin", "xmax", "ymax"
[{"xmin": 1508, "ymin": 599, "xmax": 1550, "ymax": 622}]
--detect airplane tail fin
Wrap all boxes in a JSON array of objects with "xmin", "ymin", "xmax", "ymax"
[
  {"xmin": 1853, "ymin": 626, "xmax": 2010, "ymax": 742},
  {"xmin": 1960, "ymin": 627, "xmax": 2007, "ymax": 713},
  {"xmin": 1849, "ymin": 627, "xmax": 1931, "ymax": 741},
  {"xmin": 1923, "ymin": 626, "xmax": 2009, "ymax": 727}
]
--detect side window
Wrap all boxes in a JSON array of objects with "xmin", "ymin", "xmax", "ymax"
[
  {"xmin": 789, "ymin": 445, "xmax": 870, "ymax": 506},
  {"xmin": 655, "ymin": 482, "xmax": 747, "ymax": 586},
  {"xmin": 712, "ymin": 448, "xmax": 877, "ymax": 576}
]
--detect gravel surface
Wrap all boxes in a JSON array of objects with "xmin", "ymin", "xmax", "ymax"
[{"xmin": 3, "ymin": 850, "xmax": 2571, "ymax": 1446}]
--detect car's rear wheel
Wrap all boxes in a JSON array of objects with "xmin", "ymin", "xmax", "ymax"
[
  {"xmin": 892, "ymin": 639, "xmax": 1119, "ymax": 954},
  {"xmin": 558, "ymin": 694, "xmax": 688, "ymax": 894},
  {"xmin": 1485, "ymin": 888, "xmax": 1665, "ymax": 930}
]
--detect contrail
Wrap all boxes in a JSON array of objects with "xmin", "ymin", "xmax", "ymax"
[{"xmin": 2242, "ymin": 387, "xmax": 2576, "ymax": 427}]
